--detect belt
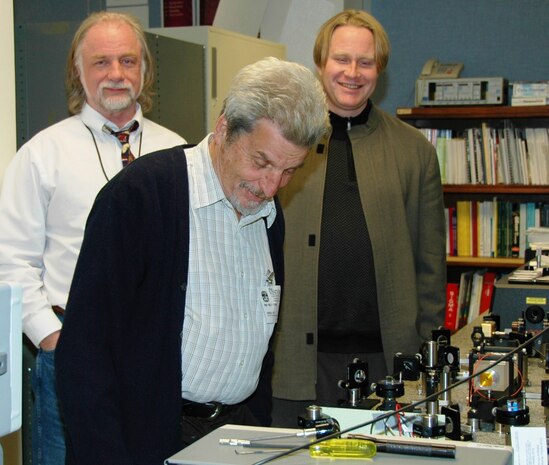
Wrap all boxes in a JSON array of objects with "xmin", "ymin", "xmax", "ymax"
[
  {"xmin": 52, "ymin": 305, "xmax": 65, "ymax": 316},
  {"xmin": 181, "ymin": 399, "xmax": 227, "ymax": 420}
]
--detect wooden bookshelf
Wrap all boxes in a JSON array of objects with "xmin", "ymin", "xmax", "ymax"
[
  {"xmin": 446, "ymin": 256, "xmax": 523, "ymax": 268},
  {"xmin": 443, "ymin": 185, "xmax": 549, "ymax": 206},
  {"xmin": 396, "ymin": 105, "xmax": 549, "ymax": 271},
  {"xmin": 397, "ymin": 105, "xmax": 549, "ymax": 132},
  {"xmin": 443, "ymin": 185, "xmax": 549, "ymax": 195},
  {"xmin": 397, "ymin": 105, "xmax": 549, "ymax": 120}
]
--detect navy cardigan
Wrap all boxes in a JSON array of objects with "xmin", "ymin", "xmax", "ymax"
[{"xmin": 56, "ymin": 145, "xmax": 284, "ymax": 465}]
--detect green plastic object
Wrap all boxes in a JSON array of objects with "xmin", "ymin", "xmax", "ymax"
[{"xmin": 309, "ymin": 438, "xmax": 377, "ymax": 459}]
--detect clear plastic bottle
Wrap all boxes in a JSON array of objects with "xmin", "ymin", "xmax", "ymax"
[{"xmin": 309, "ymin": 439, "xmax": 377, "ymax": 458}]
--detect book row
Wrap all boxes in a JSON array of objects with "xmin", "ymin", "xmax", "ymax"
[
  {"xmin": 445, "ymin": 270, "xmax": 496, "ymax": 332},
  {"xmin": 420, "ymin": 125, "xmax": 549, "ymax": 185},
  {"xmin": 445, "ymin": 199, "xmax": 549, "ymax": 258}
]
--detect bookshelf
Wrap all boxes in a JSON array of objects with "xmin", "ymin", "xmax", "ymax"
[
  {"xmin": 396, "ymin": 105, "xmax": 549, "ymax": 273},
  {"xmin": 396, "ymin": 105, "xmax": 549, "ymax": 121},
  {"xmin": 446, "ymin": 256, "xmax": 522, "ymax": 268}
]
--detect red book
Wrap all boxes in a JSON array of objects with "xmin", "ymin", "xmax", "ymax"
[
  {"xmin": 479, "ymin": 272, "xmax": 497, "ymax": 314},
  {"xmin": 444, "ymin": 282, "xmax": 460, "ymax": 331}
]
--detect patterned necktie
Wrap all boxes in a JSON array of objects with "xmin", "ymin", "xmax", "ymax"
[{"xmin": 103, "ymin": 121, "xmax": 139, "ymax": 167}]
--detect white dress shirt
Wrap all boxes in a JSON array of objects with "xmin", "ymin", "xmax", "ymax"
[
  {"xmin": 182, "ymin": 135, "xmax": 278, "ymax": 404},
  {"xmin": 0, "ymin": 103, "xmax": 186, "ymax": 347}
]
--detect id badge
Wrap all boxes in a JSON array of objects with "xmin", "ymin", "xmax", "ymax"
[{"xmin": 260, "ymin": 285, "xmax": 280, "ymax": 324}]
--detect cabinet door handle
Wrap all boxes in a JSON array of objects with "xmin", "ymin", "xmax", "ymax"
[{"xmin": 211, "ymin": 46, "xmax": 217, "ymax": 100}]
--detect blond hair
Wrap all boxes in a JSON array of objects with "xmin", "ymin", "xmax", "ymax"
[{"xmin": 313, "ymin": 9, "xmax": 390, "ymax": 73}]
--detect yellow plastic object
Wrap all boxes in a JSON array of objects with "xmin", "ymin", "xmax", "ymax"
[{"xmin": 309, "ymin": 439, "xmax": 377, "ymax": 459}]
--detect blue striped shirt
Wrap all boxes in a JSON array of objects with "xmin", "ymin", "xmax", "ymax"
[{"xmin": 181, "ymin": 135, "xmax": 278, "ymax": 404}]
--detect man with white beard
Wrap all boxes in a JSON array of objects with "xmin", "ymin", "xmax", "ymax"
[{"xmin": 0, "ymin": 11, "xmax": 185, "ymax": 465}]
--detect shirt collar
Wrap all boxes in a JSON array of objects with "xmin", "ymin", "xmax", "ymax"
[
  {"xmin": 189, "ymin": 134, "xmax": 277, "ymax": 227},
  {"xmin": 80, "ymin": 103, "xmax": 143, "ymax": 135}
]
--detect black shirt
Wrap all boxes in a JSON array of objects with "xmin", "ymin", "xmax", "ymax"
[{"xmin": 317, "ymin": 102, "xmax": 383, "ymax": 353}]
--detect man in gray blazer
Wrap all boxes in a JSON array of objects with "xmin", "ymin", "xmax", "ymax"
[{"xmin": 272, "ymin": 9, "xmax": 446, "ymax": 426}]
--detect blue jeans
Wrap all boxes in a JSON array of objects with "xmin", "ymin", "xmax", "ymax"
[{"xmin": 31, "ymin": 349, "xmax": 66, "ymax": 465}]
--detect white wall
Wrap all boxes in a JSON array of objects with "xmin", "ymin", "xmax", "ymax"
[
  {"xmin": 0, "ymin": 2, "xmax": 21, "ymax": 464},
  {"xmin": 106, "ymin": 0, "xmax": 150, "ymax": 28},
  {"xmin": 0, "ymin": 1, "xmax": 16, "ymax": 185},
  {"xmin": 260, "ymin": 0, "xmax": 344, "ymax": 72}
]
